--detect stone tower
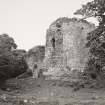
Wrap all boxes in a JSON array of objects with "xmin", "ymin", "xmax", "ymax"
[{"xmin": 43, "ymin": 17, "xmax": 95, "ymax": 74}]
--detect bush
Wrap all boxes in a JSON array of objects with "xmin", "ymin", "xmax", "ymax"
[
  {"xmin": 0, "ymin": 34, "xmax": 28, "ymax": 81},
  {"xmin": 74, "ymin": 0, "xmax": 105, "ymax": 81},
  {"xmin": 84, "ymin": 26, "xmax": 105, "ymax": 80}
]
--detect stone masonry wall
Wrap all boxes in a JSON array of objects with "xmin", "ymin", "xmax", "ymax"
[
  {"xmin": 44, "ymin": 17, "xmax": 96, "ymax": 74},
  {"xmin": 25, "ymin": 46, "xmax": 45, "ymax": 78}
]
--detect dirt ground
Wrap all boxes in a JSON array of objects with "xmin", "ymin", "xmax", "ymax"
[{"xmin": 0, "ymin": 76, "xmax": 105, "ymax": 105}]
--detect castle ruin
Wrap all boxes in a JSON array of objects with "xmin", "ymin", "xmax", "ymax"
[
  {"xmin": 25, "ymin": 17, "xmax": 96, "ymax": 78},
  {"xmin": 43, "ymin": 17, "xmax": 95, "ymax": 75}
]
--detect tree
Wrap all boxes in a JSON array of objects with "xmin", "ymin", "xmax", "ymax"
[
  {"xmin": 0, "ymin": 34, "xmax": 28, "ymax": 81},
  {"xmin": 0, "ymin": 50, "xmax": 28, "ymax": 80},
  {"xmin": 0, "ymin": 34, "xmax": 17, "ymax": 53},
  {"xmin": 74, "ymin": 0, "xmax": 105, "ymax": 26},
  {"xmin": 74, "ymin": 0, "xmax": 105, "ymax": 80}
]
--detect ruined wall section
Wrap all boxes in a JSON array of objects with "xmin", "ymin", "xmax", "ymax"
[
  {"xmin": 44, "ymin": 17, "xmax": 96, "ymax": 73},
  {"xmin": 62, "ymin": 19, "xmax": 96, "ymax": 71},
  {"xmin": 44, "ymin": 25, "xmax": 64, "ymax": 71},
  {"xmin": 25, "ymin": 46, "xmax": 45, "ymax": 78}
]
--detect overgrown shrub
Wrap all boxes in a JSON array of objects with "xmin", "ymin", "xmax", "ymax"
[
  {"xmin": 74, "ymin": 0, "xmax": 105, "ymax": 80},
  {"xmin": 0, "ymin": 34, "xmax": 28, "ymax": 81},
  {"xmin": 84, "ymin": 26, "xmax": 105, "ymax": 80}
]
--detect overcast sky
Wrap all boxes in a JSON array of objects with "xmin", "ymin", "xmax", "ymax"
[{"xmin": 0, "ymin": 0, "xmax": 96, "ymax": 50}]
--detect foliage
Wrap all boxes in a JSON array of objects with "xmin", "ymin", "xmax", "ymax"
[
  {"xmin": 74, "ymin": 0, "xmax": 105, "ymax": 79},
  {"xmin": 74, "ymin": 0, "xmax": 105, "ymax": 26},
  {"xmin": 0, "ymin": 34, "xmax": 17, "ymax": 53},
  {"xmin": 85, "ymin": 26, "xmax": 105, "ymax": 79},
  {"xmin": 0, "ymin": 50, "xmax": 28, "ymax": 80},
  {"xmin": 0, "ymin": 34, "xmax": 27, "ymax": 81}
]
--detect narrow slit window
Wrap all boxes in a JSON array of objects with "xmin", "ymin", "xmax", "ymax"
[{"xmin": 51, "ymin": 38, "xmax": 55, "ymax": 48}]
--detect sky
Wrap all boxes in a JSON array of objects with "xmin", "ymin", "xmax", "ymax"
[{"xmin": 0, "ymin": 0, "xmax": 97, "ymax": 50}]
